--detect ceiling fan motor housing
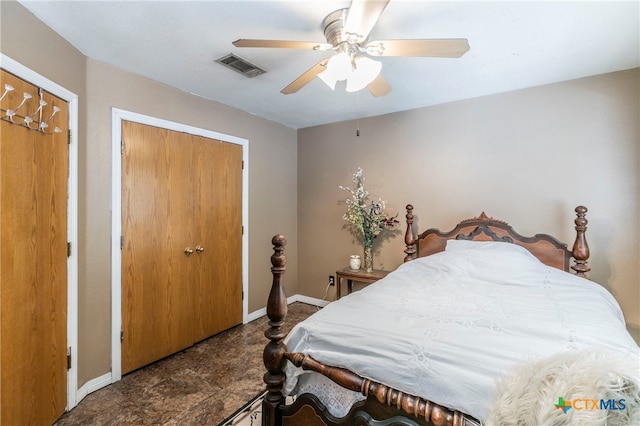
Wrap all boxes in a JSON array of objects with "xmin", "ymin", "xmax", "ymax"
[{"xmin": 323, "ymin": 9, "xmax": 351, "ymax": 47}]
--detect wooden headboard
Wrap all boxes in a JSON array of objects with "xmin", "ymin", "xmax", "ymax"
[{"xmin": 403, "ymin": 205, "xmax": 590, "ymax": 278}]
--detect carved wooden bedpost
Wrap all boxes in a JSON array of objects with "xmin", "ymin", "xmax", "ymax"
[
  {"xmin": 571, "ymin": 206, "xmax": 590, "ymax": 278},
  {"xmin": 262, "ymin": 235, "xmax": 288, "ymax": 426},
  {"xmin": 404, "ymin": 204, "xmax": 417, "ymax": 262}
]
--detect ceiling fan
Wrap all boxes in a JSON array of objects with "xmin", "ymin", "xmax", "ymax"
[{"xmin": 232, "ymin": 0, "xmax": 470, "ymax": 97}]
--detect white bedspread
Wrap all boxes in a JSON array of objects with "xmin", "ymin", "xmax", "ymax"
[{"xmin": 283, "ymin": 241, "xmax": 639, "ymax": 422}]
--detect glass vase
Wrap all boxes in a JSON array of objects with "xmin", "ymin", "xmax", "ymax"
[{"xmin": 363, "ymin": 246, "xmax": 373, "ymax": 272}]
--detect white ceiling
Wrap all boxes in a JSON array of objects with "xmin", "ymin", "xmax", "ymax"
[{"xmin": 17, "ymin": 1, "xmax": 640, "ymax": 129}]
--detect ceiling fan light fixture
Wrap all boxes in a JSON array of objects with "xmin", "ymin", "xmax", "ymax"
[
  {"xmin": 318, "ymin": 52, "xmax": 351, "ymax": 90},
  {"xmin": 317, "ymin": 71, "xmax": 338, "ymax": 90},
  {"xmin": 346, "ymin": 56, "xmax": 382, "ymax": 92}
]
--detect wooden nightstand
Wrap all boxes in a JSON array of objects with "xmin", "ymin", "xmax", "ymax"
[{"xmin": 335, "ymin": 267, "xmax": 389, "ymax": 299}]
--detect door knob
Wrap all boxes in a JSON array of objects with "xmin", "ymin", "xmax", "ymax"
[
  {"xmin": 195, "ymin": 246, "xmax": 205, "ymax": 253},
  {"xmin": 184, "ymin": 247, "xmax": 194, "ymax": 255}
]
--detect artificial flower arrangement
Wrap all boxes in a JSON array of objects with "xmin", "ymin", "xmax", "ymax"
[{"xmin": 339, "ymin": 167, "xmax": 399, "ymax": 270}]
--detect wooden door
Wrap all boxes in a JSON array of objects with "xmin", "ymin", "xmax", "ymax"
[
  {"xmin": 121, "ymin": 122, "xmax": 196, "ymax": 373},
  {"xmin": 121, "ymin": 122, "xmax": 243, "ymax": 374},
  {"xmin": 193, "ymin": 138, "xmax": 243, "ymax": 341},
  {"xmin": 0, "ymin": 70, "xmax": 69, "ymax": 425}
]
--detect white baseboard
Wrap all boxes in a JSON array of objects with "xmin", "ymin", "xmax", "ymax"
[
  {"xmin": 75, "ymin": 372, "xmax": 112, "ymax": 405},
  {"xmin": 289, "ymin": 293, "xmax": 331, "ymax": 308},
  {"xmin": 246, "ymin": 293, "xmax": 329, "ymax": 323},
  {"xmin": 247, "ymin": 307, "xmax": 267, "ymax": 323}
]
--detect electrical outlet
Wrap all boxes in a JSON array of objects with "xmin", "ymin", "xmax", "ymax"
[{"xmin": 329, "ymin": 275, "xmax": 335, "ymax": 286}]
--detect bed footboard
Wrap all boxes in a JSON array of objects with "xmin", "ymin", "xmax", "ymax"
[
  {"xmin": 285, "ymin": 352, "xmax": 479, "ymax": 426},
  {"xmin": 263, "ymin": 235, "xmax": 480, "ymax": 426}
]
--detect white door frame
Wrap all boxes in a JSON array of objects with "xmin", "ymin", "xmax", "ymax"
[
  {"xmin": 110, "ymin": 108, "xmax": 249, "ymax": 382},
  {"xmin": 0, "ymin": 54, "xmax": 79, "ymax": 411}
]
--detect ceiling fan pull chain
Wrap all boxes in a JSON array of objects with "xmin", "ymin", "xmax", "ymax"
[{"xmin": 356, "ymin": 91, "xmax": 361, "ymax": 137}]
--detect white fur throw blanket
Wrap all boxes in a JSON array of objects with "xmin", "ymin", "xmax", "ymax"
[{"xmin": 487, "ymin": 350, "xmax": 640, "ymax": 426}]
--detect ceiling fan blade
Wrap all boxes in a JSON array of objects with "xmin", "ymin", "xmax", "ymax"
[
  {"xmin": 366, "ymin": 39, "xmax": 470, "ymax": 58},
  {"xmin": 281, "ymin": 58, "xmax": 329, "ymax": 95},
  {"xmin": 367, "ymin": 73, "xmax": 391, "ymax": 97},
  {"xmin": 233, "ymin": 39, "xmax": 332, "ymax": 50},
  {"xmin": 344, "ymin": 0, "xmax": 390, "ymax": 42}
]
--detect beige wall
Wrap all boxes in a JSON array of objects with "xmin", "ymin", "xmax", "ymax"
[
  {"xmin": 298, "ymin": 69, "xmax": 640, "ymax": 333},
  {"xmin": 2, "ymin": 1, "xmax": 298, "ymax": 387},
  {"xmin": 84, "ymin": 60, "xmax": 298, "ymax": 384}
]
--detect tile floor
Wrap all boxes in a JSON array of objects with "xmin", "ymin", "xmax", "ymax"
[{"xmin": 54, "ymin": 302, "xmax": 319, "ymax": 426}]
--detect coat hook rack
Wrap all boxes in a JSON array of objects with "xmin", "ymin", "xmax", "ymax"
[{"xmin": 0, "ymin": 84, "xmax": 63, "ymax": 134}]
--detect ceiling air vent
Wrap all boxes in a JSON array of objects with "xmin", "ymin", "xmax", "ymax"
[{"xmin": 215, "ymin": 53, "xmax": 266, "ymax": 78}]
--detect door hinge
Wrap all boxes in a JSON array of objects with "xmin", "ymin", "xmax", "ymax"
[
  {"xmin": 67, "ymin": 347, "xmax": 72, "ymax": 370},
  {"xmin": 120, "ymin": 235, "xmax": 124, "ymax": 249},
  {"xmin": 67, "ymin": 242, "xmax": 71, "ymax": 257},
  {"xmin": 241, "ymin": 226, "xmax": 244, "ymax": 235},
  {"xmin": 121, "ymin": 140, "xmax": 124, "ymax": 154},
  {"xmin": 120, "ymin": 330, "xmax": 124, "ymax": 342},
  {"xmin": 242, "ymin": 160, "xmax": 244, "ymax": 169},
  {"xmin": 67, "ymin": 129, "xmax": 72, "ymax": 145}
]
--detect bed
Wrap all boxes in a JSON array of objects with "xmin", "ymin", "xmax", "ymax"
[{"xmin": 262, "ymin": 205, "xmax": 639, "ymax": 426}]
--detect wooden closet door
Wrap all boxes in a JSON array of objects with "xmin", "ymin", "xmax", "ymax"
[
  {"xmin": 121, "ymin": 122, "xmax": 196, "ymax": 374},
  {"xmin": 121, "ymin": 122, "xmax": 243, "ymax": 373},
  {"xmin": 192, "ymin": 138, "xmax": 243, "ymax": 341},
  {"xmin": 0, "ymin": 70, "xmax": 69, "ymax": 425}
]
